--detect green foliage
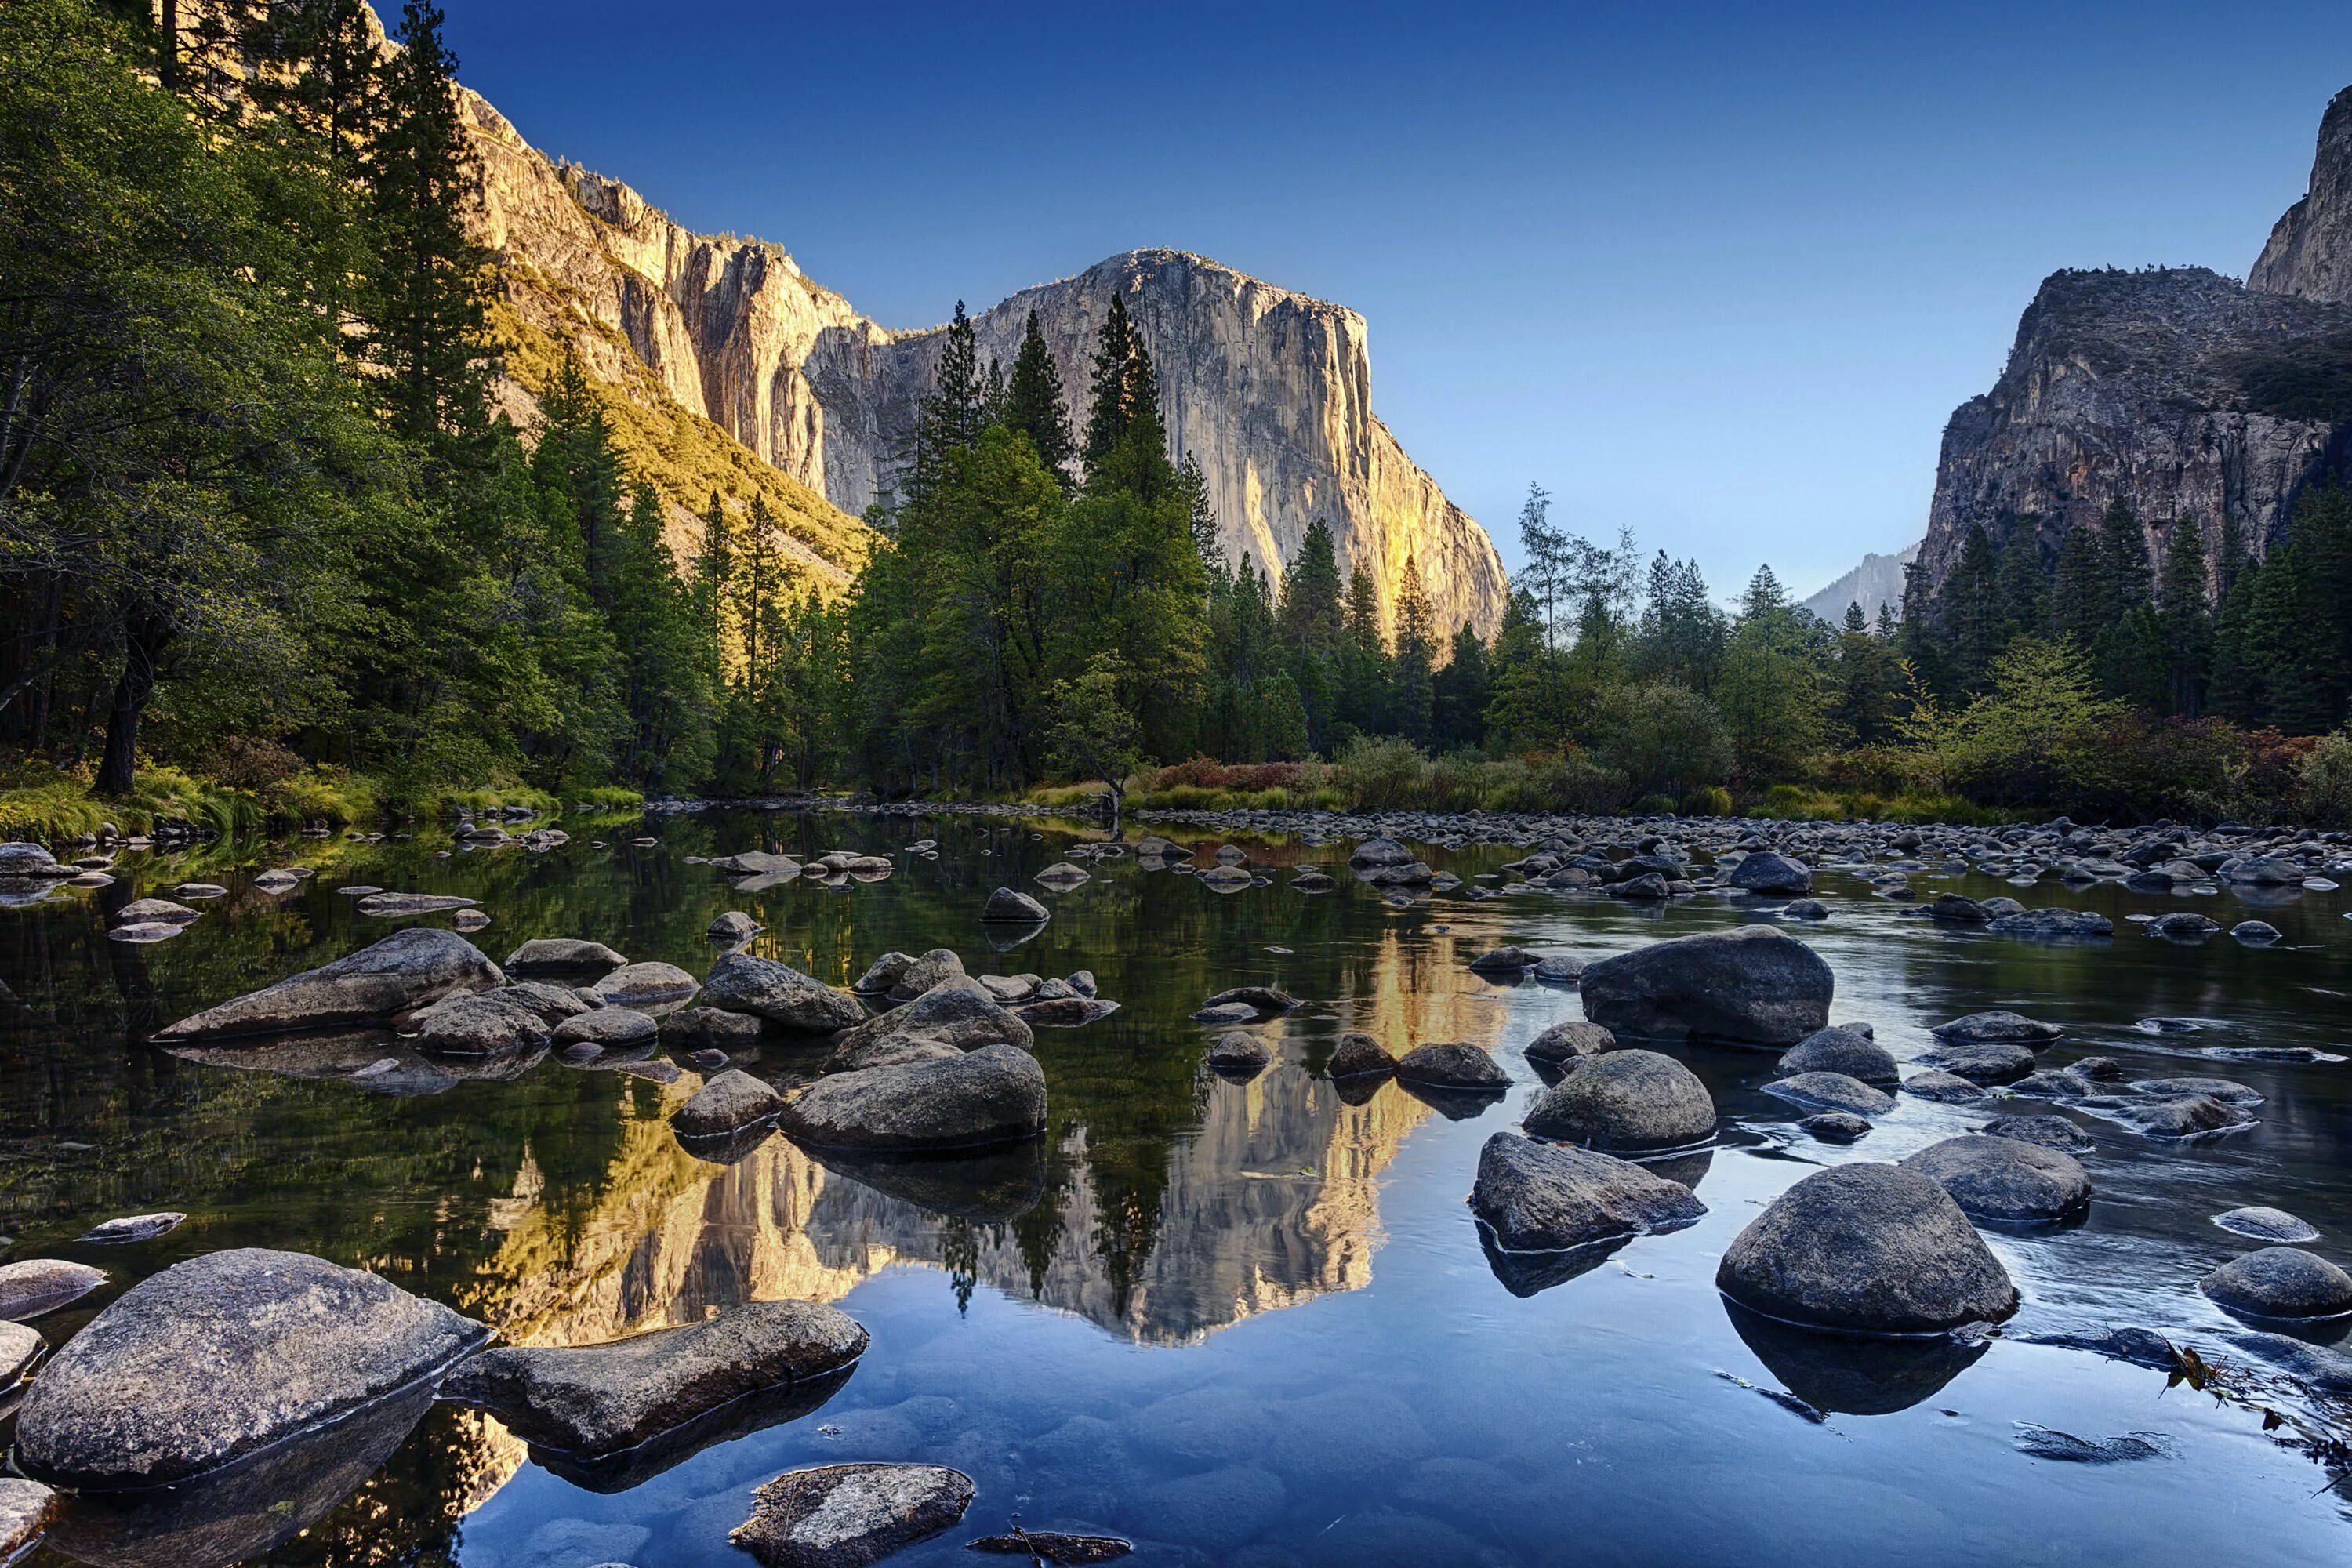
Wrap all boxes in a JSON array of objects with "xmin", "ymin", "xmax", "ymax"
[
  {"xmin": 2296, "ymin": 730, "xmax": 2352, "ymax": 827},
  {"xmin": 1591, "ymin": 683, "xmax": 1733, "ymax": 800}
]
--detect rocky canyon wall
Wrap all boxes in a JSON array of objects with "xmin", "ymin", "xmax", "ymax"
[{"xmin": 459, "ymin": 95, "xmax": 1508, "ymax": 637}]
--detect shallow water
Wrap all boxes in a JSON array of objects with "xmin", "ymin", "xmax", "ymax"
[{"xmin": 3, "ymin": 811, "xmax": 2350, "ymax": 1567}]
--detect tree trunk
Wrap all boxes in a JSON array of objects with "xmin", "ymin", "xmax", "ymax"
[
  {"xmin": 158, "ymin": 0, "xmax": 179, "ymax": 91},
  {"xmin": 95, "ymin": 615, "xmax": 166, "ymax": 797}
]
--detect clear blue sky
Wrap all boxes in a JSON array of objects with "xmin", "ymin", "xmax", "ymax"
[{"xmin": 442, "ymin": 1, "xmax": 2352, "ymax": 602}]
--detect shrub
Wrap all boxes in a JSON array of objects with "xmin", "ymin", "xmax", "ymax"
[
  {"xmin": 2298, "ymin": 730, "xmax": 2352, "ymax": 826},
  {"xmin": 1682, "ymin": 784, "xmax": 1733, "ymax": 817},
  {"xmin": 1333, "ymin": 735, "xmax": 1429, "ymax": 811}
]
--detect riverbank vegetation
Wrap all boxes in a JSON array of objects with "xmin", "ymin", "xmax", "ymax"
[{"xmin": 7, "ymin": 1, "xmax": 2349, "ymax": 842}]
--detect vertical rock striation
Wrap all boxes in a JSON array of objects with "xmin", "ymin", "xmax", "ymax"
[
  {"xmin": 461, "ymin": 96, "xmax": 1507, "ymax": 635},
  {"xmin": 1918, "ymin": 84, "xmax": 2352, "ymax": 600}
]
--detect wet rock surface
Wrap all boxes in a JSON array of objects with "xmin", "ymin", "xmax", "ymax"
[
  {"xmin": 1902, "ymin": 1134, "xmax": 2092, "ymax": 1224},
  {"xmin": 2201, "ymin": 1247, "xmax": 2352, "ymax": 1320},
  {"xmin": 1523, "ymin": 1049, "xmax": 1716, "ymax": 1152},
  {"xmin": 778, "ymin": 1044, "xmax": 1047, "ymax": 1152},
  {"xmin": 731, "ymin": 1463, "xmax": 975, "ymax": 1568},
  {"xmin": 1471, "ymin": 1132, "xmax": 1706, "ymax": 1252},
  {"xmin": 700, "ymin": 953, "xmax": 865, "ymax": 1032},
  {"xmin": 161, "ymin": 929, "xmax": 503, "ymax": 1040},
  {"xmin": 1577, "ymin": 927, "xmax": 1831, "ymax": 1044}
]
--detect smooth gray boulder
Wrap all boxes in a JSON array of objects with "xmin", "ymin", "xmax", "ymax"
[
  {"xmin": 1523, "ymin": 1049, "xmax": 1715, "ymax": 1153},
  {"xmin": 1901, "ymin": 1069, "xmax": 1989, "ymax": 1104},
  {"xmin": 442, "ymin": 1301, "xmax": 866, "ymax": 1457},
  {"xmin": 1715, "ymin": 1163, "xmax": 2019, "ymax": 1336},
  {"xmin": 837, "ymin": 977, "xmax": 1033, "ymax": 1054},
  {"xmin": 1349, "ymin": 838, "xmax": 1414, "ymax": 868},
  {"xmin": 2201, "ymin": 1247, "xmax": 2352, "ymax": 1320},
  {"xmin": 1776, "ymin": 1025, "xmax": 1898, "ymax": 1086},
  {"xmin": 2215, "ymin": 1207, "xmax": 2321, "ymax": 1244},
  {"xmin": 1982, "ymin": 1114, "xmax": 2096, "ymax": 1154},
  {"xmin": 76, "ymin": 1212, "xmax": 185, "ymax": 1245},
  {"xmin": 711, "ymin": 850, "xmax": 800, "ymax": 876},
  {"xmin": 1466, "ymin": 946, "xmax": 1536, "ymax": 975},
  {"xmin": 1802, "ymin": 1111, "xmax": 1873, "ymax": 1143},
  {"xmin": 1577, "ymin": 927, "xmax": 1831, "ymax": 1045},
  {"xmin": 1931, "ymin": 1011, "xmax": 2063, "ymax": 1045},
  {"xmin": 888, "ymin": 948, "xmax": 967, "ymax": 1002},
  {"xmin": 701, "ymin": 953, "xmax": 865, "ymax": 1033},
  {"xmin": 731, "ymin": 1463, "xmax": 975, "ymax": 1568},
  {"xmin": 1729, "ymin": 851, "xmax": 1812, "ymax": 894},
  {"xmin": 672, "ymin": 1069, "xmax": 786, "ymax": 1138},
  {"xmin": 1471, "ymin": 1133, "xmax": 1705, "ymax": 1253},
  {"xmin": 406, "ymin": 991, "xmax": 551, "ymax": 1056},
  {"xmin": 1395, "ymin": 1042, "xmax": 1509, "ymax": 1091},
  {"xmin": 552, "ymin": 1008, "xmax": 659, "ymax": 1050},
  {"xmin": 982, "ymin": 887, "xmax": 1049, "ymax": 924},
  {"xmin": 505, "ymin": 938, "xmax": 627, "ymax": 973},
  {"xmin": 1526, "ymin": 1020, "xmax": 1615, "ymax": 1065},
  {"xmin": 590, "ymin": 962, "xmax": 700, "ymax": 1007},
  {"xmin": 2232, "ymin": 920, "xmax": 2284, "ymax": 945},
  {"xmin": 2076, "ymin": 1091, "xmax": 2255, "ymax": 1138},
  {"xmin": 2131, "ymin": 1076, "xmax": 2262, "ymax": 1106},
  {"xmin": 1903, "ymin": 1134, "xmax": 2092, "ymax": 1224},
  {"xmin": 161, "ymin": 929, "xmax": 503, "ymax": 1040},
  {"xmin": 777, "ymin": 1044, "xmax": 1046, "ymax": 1152},
  {"xmin": 1762, "ymin": 1072, "xmax": 1895, "ymax": 1117},
  {"xmin": 1328, "ymin": 1032, "xmax": 1396, "ymax": 1079},
  {"xmin": 0, "ymin": 1259, "xmax": 104, "ymax": 1321},
  {"xmin": 14, "ymin": 1248, "xmax": 485, "ymax": 1488}
]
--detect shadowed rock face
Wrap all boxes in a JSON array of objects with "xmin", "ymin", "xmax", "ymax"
[
  {"xmin": 1919, "ymin": 82, "xmax": 2352, "ymax": 607},
  {"xmin": 461, "ymin": 86, "xmax": 1508, "ymax": 637}
]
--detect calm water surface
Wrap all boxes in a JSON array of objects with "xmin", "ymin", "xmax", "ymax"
[{"xmin": 3, "ymin": 811, "xmax": 2351, "ymax": 1566}]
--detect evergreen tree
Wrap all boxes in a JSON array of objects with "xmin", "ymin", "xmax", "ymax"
[
  {"xmin": 1001, "ymin": 309, "xmax": 1075, "ymax": 487},
  {"xmin": 1993, "ymin": 522, "xmax": 2049, "ymax": 644},
  {"xmin": 1175, "ymin": 452, "xmax": 1223, "ymax": 572},
  {"xmin": 368, "ymin": 2, "xmax": 490, "ymax": 452},
  {"xmin": 1938, "ymin": 523, "xmax": 2002, "ymax": 689},
  {"xmin": 1338, "ymin": 562, "xmax": 1391, "ymax": 735},
  {"xmin": 1391, "ymin": 556, "xmax": 1436, "ymax": 742},
  {"xmin": 2155, "ymin": 514, "xmax": 2212, "ymax": 717},
  {"xmin": 1082, "ymin": 295, "xmax": 1155, "ymax": 467},
  {"xmin": 1432, "ymin": 622, "xmax": 1491, "ymax": 751}
]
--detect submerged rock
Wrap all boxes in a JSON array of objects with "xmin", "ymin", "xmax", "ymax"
[
  {"xmin": 354, "ymin": 892, "xmax": 478, "ymax": 919},
  {"xmin": 14, "ymin": 1248, "xmax": 485, "ymax": 1489},
  {"xmin": 1715, "ymin": 1163, "xmax": 2019, "ymax": 1336},
  {"xmin": 1987, "ymin": 908, "xmax": 2113, "ymax": 939},
  {"xmin": 1470, "ymin": 1132, "xmax": 1706, "ymax": 1252},
  {"xmin": 442, "ymin": 1301, "xmax": 866, "ymax": 1457},
  {"xmin": 1577, "ymin": 927, "xmax": 1831, "ymax": 1045},
  {"xmin": 1903, "ymin": 1134, "xmax": 2092, "ymax": 1224},
  {"xmin": 2075, "ymin": 1092, "xmax": 2256, "ymax": 1138},
  {"xmin": 1523, "ymin": 1049, "xmax": 1715, "ymax": 1153},
  {"xmin": 1199, "ymin": 985, "xmax": 1300, "ymax": 1017},
  {"xmin": 161, "ymin": 928, "xmax": 503, "ymax": 1040},
  {"xmin": 731, "ymin": 1463, "xmax": 975, "ymax": 1568},
  {"xmin": 2201, "ymin": 1247, "xmax": 2352, "ymax": 1320},
  {"xmin": 778, "ymin": 1044, "xmax": 1046, "ymax": 1152}
]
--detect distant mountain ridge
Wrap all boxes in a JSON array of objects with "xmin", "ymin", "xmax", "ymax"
[
  {"xmin": 1917, "ymin": 85, "xmax": 2352, "ymax": 603},
  {"xmin": 1801, "ymin": 545, "xmax": 1918, "ymax": 624}
]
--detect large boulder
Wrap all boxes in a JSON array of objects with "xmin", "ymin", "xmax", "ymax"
[
  {"xmin": 504, "ymin": 938, "xmax": 627, "ymax": 973},
  {"xmin": 1470, "ymin": 1133, "xmax": 1706, "ymax": 1253},
  {"xmin": 14, "ymin": 1249, "xmax": 485, "ymax": 1488},
  {"xmin": 1577, "ymin": 927, "xmax": 1831, "ymax": 1045},
  {"xmin": 1522, "ymin": 1049, "xmax": 1715, "ymax": 1153},
  {"xmin": 442, "ymin": 1301, "xmax": 866, "ymax": 1457},
  {"xmin": 701, "ymin": 953, "xmax": 865, "ymax": 1033},
  {"xmin": 1902, "ymin": 1134, "xmax": 2092, "ymax": 1224},
  {"xmin": 731, "ymin": 1464, "xmax": 975, "ymax": 1568},
  {"xmin": 1327, "ymin": 1032, "xmax": 1396, "ymax": 1080},
  {"xmin": 1349, "ymin": 838, "xmax": 1414, "ymax": 869},
  {"xmin": 836, "ymin": 977, "xmax": 1033, "ymax": 1054},
  {"xmin": 981, "ymin": 887, "xmax": 1049, "ymax": 924},
  {"xmin": 406, "ymin": 992, "xmax": 551, "ymax": 1056},
  {"xmin": 672, "ymin": 1069, "xmax": 786, "ymax": 1138},
  {"xmin": 1776, "ymin": 1025, "xmax": 1898, "ymax": 1086},
  {"xmin": 1395, "ymin": 1042, "xmax": 1510, "ymax": 1091},
  {"xmin": 2201, "ymin": 1247, "xmax": 2352, "ymax": 1320},
  {"xmin": 160, "ymin": 929, "xmax": 503, "ymax": 1040},
  {"xmin": 1715, "ymin": 1163, "xmax": 2020, "ymax": 1336},
  {"xmin": 777, "ymin": 1044, "xmax": 1046, "ymax": 1152},
  {"xmin": 1729, "ymin": 851, "xmax": 1812, "ymax": 895},
  {"xmin": 825, "ymin": 1034, "xmax": 964, "ymax": 1074}
]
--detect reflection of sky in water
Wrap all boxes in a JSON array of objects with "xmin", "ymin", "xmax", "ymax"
[{"xmin": 3, "ymin": 813, "xmax": 2351, "ymax": 1564}]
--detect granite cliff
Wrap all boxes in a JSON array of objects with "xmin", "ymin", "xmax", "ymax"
[
  {"xmin": 1918, "ymin": 85, "xmax": 2352, "ymax": 599},
  {"xmin": 459, "ymin": 90, "xmax": 1508, "ymax": 636}
]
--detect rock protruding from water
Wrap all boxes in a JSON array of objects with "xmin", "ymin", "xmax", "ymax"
[
  {"xmin": 161, "ymin": 929, "xmax": 503, "ymax": 1040},
  {"xmin": 442, "ymin": 1301, "xmax": 866, "ymax": 1457},
  {"xmin": 1762, "ymin": 1072, "xmax": 1894, "ymax": 1118},
  {"xmin": 505, "ymin": 938, "xmax": 627, "ymax": 973},
  {"xmin": 672, "ymin": 1069, "xmax": 786, "ymax": 1138},
  {"xmin": 1931, "ymin": 1011, "xmax": 2063, "ymax": 1045},
  {"xmin": 982, "ymin": 887, "xmax": 1050, "ymax": 924},
  {"xmin": 1715, "ymin": 1163, "xmax": 2019, "ymax": 1336},
  {"xmin": 778, "ymin": 1044, "xmax": 1046, "ymax": 1152},
  {"xmin": 707, "ymin": 910, "xmax": 761, "ymax": 942},
  {"xmin": 2201, "ymin": 1247, "xmax": 2352, "ymax": 1320},
  {"xmin": 0, "ymin": 1479, "xmax": 53, "ymax": 1563},
  {"xmin": 407, "ymin": 991, "xmax": 552, "ymax": 1055},
  {"xmin": 1207, "ymin": 1030, "xmax": 1272, "ymax": 1076},
  {"xmin": 1526, "ymin": 1020, "xmax": 1615, "ymax": 1065},
  {"xmin": 1902, "ymin": 1134, "xmax": 2092, "ymax": 1224},
  {"xmin": 589, "ymin": 961, "xmax": 701, "ymax": 1007},
  {"xmin": 1776, "ymin": 1025, "xmax": 1898, "ymax": 1086},
  {"xmin": 1577, "ymin": 927, "xmax": 1831, "ymax": 1045},
  {"xmin": 1471, "ymin": 1132, "xmax": 1706, "ymax": 1253},
  {"xmin": 702, "ymin": 953, "xmax": 865, "ymax": 1033},
  {"xmin": 837, "ymin": 976, "xmax": 1033, "ymax": 1054},
  {"xmin": 1522, "ymin": 1049, "xmax": 1715, "ymax": 1153},
  {"xmin": 1328, "ymin": 1032, "xmax": 1396, "ymax": 1079},
  {"xmin": 1729, "ymin": 851, "xmax": 1812, "ymax": 894},
  {"xmin": 14, "ymin": 1248, "xmax": 486, "ymax": 1489},
  {"xmin": 0, "ymin": 1259, "xmax": 105, "ymax": 1321},
  {"xmin": 731, "ymin": 1462, "xmax": 975, "ymax": 1568},
  {"xmin": 1396, "ymin": 1042, "xmax": 1510, "ymax": 1091},
  {"xmin": 2215, "ymin": 1207, "xmax": 2322, "ymax": 1244}
]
